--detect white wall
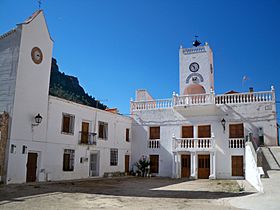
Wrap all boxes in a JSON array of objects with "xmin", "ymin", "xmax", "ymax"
[
  {"xmin": 132, "ymin": 99, "xmax": 277, "ymax": 178},
  {"xmin": 0, "ymin": 28, "xmax": 21, "ymax": 114},
  {"xmin": 245, "ymin": 142, "xmax": 263, "ymax": 192}
]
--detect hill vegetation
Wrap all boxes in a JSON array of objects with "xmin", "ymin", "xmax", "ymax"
[{"xmin": 49, "ymin": 58, "xmax": 107, "ymax": 110}]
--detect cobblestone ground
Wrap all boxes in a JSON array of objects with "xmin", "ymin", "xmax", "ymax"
[{"xmin": 0, "ymin": 177, "xmax": 254, "ymax": 210}]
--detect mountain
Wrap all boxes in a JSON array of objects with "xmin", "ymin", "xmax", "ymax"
[{"xmin": 49, "ymin": 58, "xmax": 107, "ymax": 110}]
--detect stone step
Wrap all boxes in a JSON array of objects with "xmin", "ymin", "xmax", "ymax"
[{"xmin": 260, "ymin": 147, "xmax": 280, "ymax": 170}]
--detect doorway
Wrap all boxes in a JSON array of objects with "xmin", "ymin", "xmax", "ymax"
[
  {"xmin": 125, "ymin": 155, "xmax": 130, "ymax": 173},
  {"xmin": 181, "ymin": 154, "xmax": 190, "ymax": 178},
  {"xmin": 198, "ymin": 154, "xmax": 210, "ymax": 179},
  {"xmin": 232, "ymin": 156, "xmax": 244, "ymax": 176},
  {"xmin": 81, "ymin": 122, "xmax": 89, "ymax": 144},
  {"xmin": 26, "ymin": 152, "xmax": 38, "ymax": 182},
  {"xmin": 90, "ymin": 153, "xmax": 99, "ymax": 176}
]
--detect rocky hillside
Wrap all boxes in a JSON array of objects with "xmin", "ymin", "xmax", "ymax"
[{"xmin": 49, "ymin": 58, "xmax": 107, "ymax": 110}]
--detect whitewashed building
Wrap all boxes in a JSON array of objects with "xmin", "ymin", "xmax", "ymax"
[
  {"xmin": 0, "ymin": 11, "xmax": 132, "ymax": 184},
  {"xmin": 0, "ymin": 10, "xmax": 278, "ymax": 186},
  {"xmin": 130, "ymin": 43, "xmax": 278, "ymax": 180}
]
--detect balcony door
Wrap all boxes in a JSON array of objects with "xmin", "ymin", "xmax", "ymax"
[
  {"xmin": 198, "ymin": 154, "xmax": 210, "ymax": 179},
  {"xmin": 81, "ymin": 122, "xmax": 89, "ymax": 144},
  {"xmin": 181, "ymin": 154, "xmax": 190, "ymax": 178},
  {"xmin": 182, "ymin": 126, "xmax": 193, "ymax": 138}
]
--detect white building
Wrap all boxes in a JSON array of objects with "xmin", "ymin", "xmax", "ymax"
[
  {"xmin": 0, "ymin": 10, "xmax": 278, "ymax": 186},
  {"xmin": 130, "ymin": 43, "xmax": 278, "ymax": 180},
  {"xmin": 0, "ymin": 10, "xmax": 132, "ymax": 184}
]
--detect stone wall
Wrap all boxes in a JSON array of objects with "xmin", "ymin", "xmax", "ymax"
[{"xmin": 0, "ymin": 112, "xmax": 9, "ymax": 181}]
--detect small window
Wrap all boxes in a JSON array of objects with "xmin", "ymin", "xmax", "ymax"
[
  {"xmin": 150, "ymin": 127, "xmax": 160, "ymax": 139},
  {"xmin": 198, "ymin": 125, "xmax": 211, "ymax": 138},
  {"xmin": 63, "ymin": 149, "xmax": 75, "ymax": 171},
  {"xmin": 182, "ymin": 126, "xmax": 193, "ymax": 138},
  {"xmin": 98, "ymin": 121, "xmax": 108, "ymax": 140},
  {"xmin": 110, "ymin": 148, "xmax": 118, "ymax": 166},
  {"xmin": 62, "ymin": 113, "xmax": 75, "ymax": 134},
  {"xmin": 229, "ymin": 124, "xmax": 244, "ymax": 138},
  {"xmin": 126, "ymin": 128, "xmax": 130, "ymax": 142},
  {"xmin": 150, "ymin": 155, "xmax": 159, "ymax": 173}
]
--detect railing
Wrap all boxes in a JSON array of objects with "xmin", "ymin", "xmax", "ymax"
[
  {"xmin": 79, "ymin": 132, "xmax": 97, "ymax": 145},
  {"xmin": 130, "ymin": 99, "xmax": 173, "ymax": 111},
  {"xmin": 174, "ymin": 93, "xmax": 214, "ymax": 106},
  {"xmin": 215, "ymin": 91, "xmax": 274, "ymax": 105},
  {"xmin": 148, "ymin": 139, "xmax": 160, "ymax": 148},
  {"xmin": 130, "ymin": 89, "xmax": 275, "ymax": 112},
  {"xmin": 173, "ymin": 137, "xmax": 214, "ymax": 151},
  {"xmin": 229, "ymin": 138, "xmax": 245, "ymax": 148}
]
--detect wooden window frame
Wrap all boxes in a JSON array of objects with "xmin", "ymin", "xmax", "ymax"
[
  {"xmin": 61, "ymin": 113, "xmax": 75, "ymax": 135},
  {"xmin": 229, "ymin": 123, "xmax": 244, "ymax": 138},
  {"xmin": 98, "ymin": 121, "xmax": 108, "ymax": 140},
  {"xmin": 63, "ymin": 149, "xmax": 75, "ymax": 171},
  {"xmin": 182, "ymin": 126, "xmax": 194, "ymax": 138},
  {"xmin": 198, "ymin": 125, "xmax": 211, "ymax": 138},
  {"xmin": 125, "ymin": 128, "xmax": 130, "ymax": 142},
  {"xmin": 149, "ymin": 126, "xmax": 160, "ymax": 139},
  {"xmin": 110, "ymin": 148, "xmax": 118, "ymax": 166}
]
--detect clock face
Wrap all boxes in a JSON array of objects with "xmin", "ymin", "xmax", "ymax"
[
  {"xmin": 189, "ymin": 62, "xmax": 199, "ymax": 72},
  {"xmin": 31, "ymin": 47, "xmax": 43, "ymax": 64}
]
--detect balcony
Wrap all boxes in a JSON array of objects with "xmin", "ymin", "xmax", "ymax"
[
  {"xmin": 79, "ymin": 132, "xmax": 97, "ymax": 145},
  {"xmin": 130, "ymin": 88, "xmax": 275, "ymax": 112},
  {"xmin": 148, "ymin": 139, "xmax": 160, "ymax": 149},
  {"xmin": 228, "ymin": 138, "xmax": 245, "ymax": 149},
  {"xmin": 172, "ymin": 137, "xmax": 215, "ymax": 152}
]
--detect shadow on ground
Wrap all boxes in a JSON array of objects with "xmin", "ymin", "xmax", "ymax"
[{"xmin": 0, "ymin": 177, "xmax": 254, "ymax": 205}]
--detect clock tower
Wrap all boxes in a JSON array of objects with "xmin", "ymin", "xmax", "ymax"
[{"xmin": 179, "ymin": 41, "xmax": 214, "ymax": 95}]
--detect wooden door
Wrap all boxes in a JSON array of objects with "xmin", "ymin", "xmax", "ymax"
[
  {"xmin": 81, "ymin": 122, "xmax": 89, "ymax": 143},
  {"xmin": 181, "ymin": 154, "xmax": 190, "ymax": 178},
  {"xmin": 125, "ymin": 155, "xmax": 130, "ymax": 173},
  {"xmin": 232, "ymin": 156, "xmax": 244, "ymax": 176},
  {"xmin": 198, "ymin": 155, "xmax": 210, "ymax": 179},
  {"xmin": 26, "ymin": 153, "xmax": 38, "ymax": 182},
  {"xmin": 150, "ymin": 155, "xmax": 159, "ymax": 173},
  {"xmin": 182, "ymin": 126, "xmax": 193, "ymax": 138},
  {"xmin": 198, "ymin": 125, "xmax": 211, "ymax": 138}
]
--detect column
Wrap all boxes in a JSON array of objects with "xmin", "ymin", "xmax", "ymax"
[
  {"xmin": 172, "ymin": 153, "xmax": 180, "ymax": 178},
  {"xmin": 209, "ymin": 152, "xmax": 216, "ymax": 179},
  {"xmin": 190, "ymin": 152, "xmax": 197, "ymax": 179}
]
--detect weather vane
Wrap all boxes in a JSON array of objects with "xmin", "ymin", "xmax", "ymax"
[
  {"xmin": 38, "ymin": 0, "xmax": 42, "ymax": 9},
  {"xmin": 192, "ymin": 35, "xmax": 201, "ymax": 47}
]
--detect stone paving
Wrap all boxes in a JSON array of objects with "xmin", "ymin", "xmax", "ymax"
[{"xmin": 0, "ymin": 177, "xmax": 255, "ymax": 209}]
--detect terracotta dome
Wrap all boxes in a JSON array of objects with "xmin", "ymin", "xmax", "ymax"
[{"xmin": 184, "ymin": 84, "xmax": 206, "ymax": 95}]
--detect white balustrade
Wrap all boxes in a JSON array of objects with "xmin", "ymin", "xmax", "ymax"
[
  {"xmin": 228, "ymin": 138, "xmax": 245, "ymax": 148},
  {"xmin": 173, "ymin": 138, "xmax": 214, "ymax": 151},
  {"xmin": 215, "ymin": 91, "xmax": 274, "ymax": 105},
  {"xmin": 148, "ymin": 139, "xmax": 160, "ymax": 149},
  {"xmin": 130, "ymin": 90, "xmax": 274, "ymax": 111},
  {"xmin": 174, "ymin": 93, "xmax": 214, "ymax": 106},
  {"xmin": 130, "ymin": 99, "xmax": 173, "ymax": 111}
]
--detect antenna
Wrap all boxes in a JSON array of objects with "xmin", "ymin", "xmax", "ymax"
[{"xmin": 38, "ymin": 0, "xmax": 42, "ymax": 9}]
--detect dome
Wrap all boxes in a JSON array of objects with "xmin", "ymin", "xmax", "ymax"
[{"xmin": 184, "ymin": 84, "xmax": 206, "ymax": 95}]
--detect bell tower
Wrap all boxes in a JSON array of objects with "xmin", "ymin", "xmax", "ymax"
[{"xmin": 179, "ymin": 40, "xmax": 214, "ymax": 95}]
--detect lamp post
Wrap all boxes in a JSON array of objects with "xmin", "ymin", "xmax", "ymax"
[{"xmin": 221, "ymin": 118, "xmax": 226, "ymax": 132}]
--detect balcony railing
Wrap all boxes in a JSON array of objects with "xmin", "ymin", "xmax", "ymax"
[
  {"xmin": 172, "ymin": 137, "xmax": 215, "ymax": 152},
  {"xmin": 130, "ymin": 88, "xmax": 275, "ymax": 112},
  {"xmin": 148, "ymin": 139, "xmax": 160, "ymax": 148},
  {"xmin": 130, "ymin": 99, "xmax": 173, "ymax": 111},
  {"xmin": 216, "ymin": 91, "xmax": 274, "ymax": 105},
  {"xmin": 229, "ymin": 138, "xmax": 245, "ymax": 148},
  {"xmin": 79, "ymin": 132, "xmax": 97, "ymax": 145},
  {"xmin": 174, "ymin": 93, "xmax": 214, "ymax": 106}
]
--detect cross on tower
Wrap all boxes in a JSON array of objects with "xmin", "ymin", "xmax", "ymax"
[{"xmin": 38, "ymin": 0, "xmax": 42, "ymax": 9}]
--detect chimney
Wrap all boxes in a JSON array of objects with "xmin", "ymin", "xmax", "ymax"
[{"xmin": 249, "ymin": 87, "xmax": 254, "ymax": 92}]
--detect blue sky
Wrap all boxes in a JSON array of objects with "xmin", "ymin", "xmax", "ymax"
[{"xmin": 1, "ymin": 0, "xmax": 280, "ymax": 116}]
